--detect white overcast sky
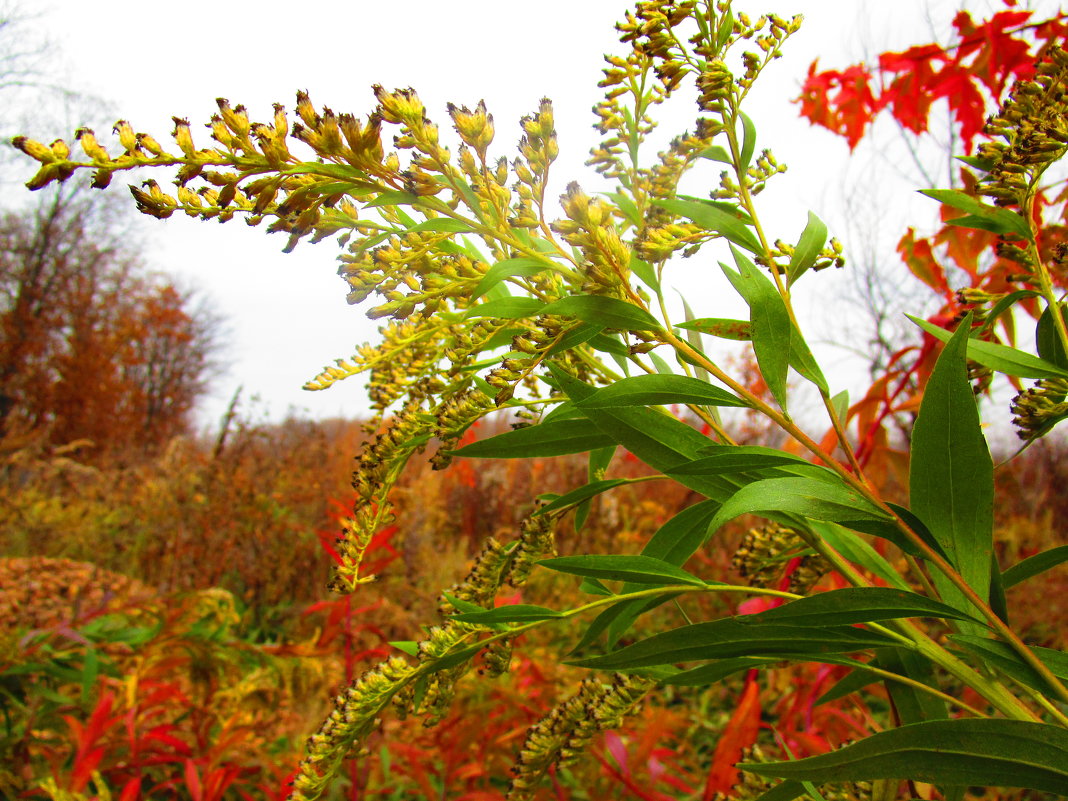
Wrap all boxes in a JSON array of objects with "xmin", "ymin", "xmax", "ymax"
[{"xmin": 8, "ymin": 0, "xmax": 1049, "ymax": 430}]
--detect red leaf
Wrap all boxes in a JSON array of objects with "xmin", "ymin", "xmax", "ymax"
[
  {"xmin": 119, "ymin": 777, "xmax": 142, "ymax": 801},
  {"xmin": 184, "ymin": 759, "xmax": 203, "ymax": 801},
  {"xmin": 703, "ymin": 679, "xmax": 762, "ymax": 799}
]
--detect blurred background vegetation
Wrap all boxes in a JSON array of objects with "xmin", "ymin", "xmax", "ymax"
[{"xmin": 2, "ymin": 1, "xmax": 1066, "ymax": 799}]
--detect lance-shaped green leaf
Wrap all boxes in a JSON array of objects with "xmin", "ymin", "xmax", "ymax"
[
  {"xmin": 664, "ymin": 654, "xmax": 867, "ymax": 687},
  {"xmin": 541, "ymin": 294, "xmax": 662, "ymax": 331},
  {"xmin": 874, "ymin": 647, "xmax": 950, "ymax": 724},
  {"xmin": 739, "ymin": 112, "xmax": 757, "ymax": 171},
  {"xmin": 547, "ymin": 322, "xmax": 603, "ymax": 356},
  {"xmin": 534, "ymin": 479, "xmax": 633, "ymax": 516},
  {"xmin": 722, "ymin": 253, "xmax": 791, "ymax": 409},
  {"xmin": 471, "ymin": 257, "xmax": 550, "ymax": 300},
  {"xmin": 697, "ymin": 145, "xmax": 733, "ymax": 164},
  {"xmin": 920, "ymin": 189, "xmax": 1033, "ymax": 241},
  {"xmin": 629, "ymin": 253, "xmax": 660, "ymax": 291},
  {"xmin": 538, "ymin": 554, "xmax": 708, "ymax": 587},
  {"xmin": 654, "ymin": 197, "xmax": 762, "ymax": 253},
  {"xmin": 575, "ymin": 374, "xmax": 748, "ymax": 409},
  {"xmin": 1002, "ymin": 544, "xmax": 1068, "ymax": 588},
  {"xmin": 949, "ymin": 635, "xmax": 1068, "ymax": 695},
  {"xmin": 465, "ymin": 297, "xmax": 544, "ymax": 320},
  {"xmin": 452, "ymin": 604, "xmax": 565, "ymax": 625},
  {"xmin": 677, "ymin": 317, "xmax": 752, "ymax": 340},
  {"xmin": 570, "ymin": 618, "xmax": 896, "ymax": 669},
  {"xmin": 670, "ymin": 446, "xmax": 814, "ymax": 476},
  {"xmin": 1036, "ymin": 303, "xmax": 1068, "ymax": 370},
  {"xmin": 910, "ymin": 313, "xmax": 993, "ymax": 624},
  {"xmin": 788, "ymin": 211, "xmax": 828, "ymax": 285},
  {"xmin": 710, "ymin": 476, "xmax": 889, "ymax": 533},
  {"xmin": 449, "ymin": 418, "xmax": 615, "ymax": 458},
  {"xmin": 909, "ymin": 315, "xmax": 1068, "ymax": 379},
  {"xmin": 548, "ymin": 366, "xmax": 739, "ymax": 502},
  {"xmin": 403, "ymin": 217, "xmax": 474, "ymax": 234},
  {"xmin": 738, "ymin": 588, "xmax": 983, "ymax": 628},
  {"xmin": 601, "ymin": 500, "xmax": 723, "ymax": 648},
  {"xmin": 806, "ymin": 521, "xmax": 911, "ymax": 591},
  {"xmin": 740, "ymin": 719, "xmax": 1068, "ymax": 795},
  {"xmin": 640, "ymin": 499, "xmax": 721, "ymax": 566}
]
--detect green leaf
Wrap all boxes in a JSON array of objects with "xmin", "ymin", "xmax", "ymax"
[
  {"xmin": 629, "ymin": 254, "xmax": 660, "ymax": 292},
  {"xmin": 575, "ymin": 374, "xmax": 748, "ymax": 409},
  {"xmin": 641, "ymin": 499, "xmax": 721, "ymax": 567},
  {"xmin": 449, "ymin": 418, "xmax": 615, "ymax": 458},
  {"xmin": 404, "ymin": 217, "xmax": 474, "ymax": 234},
  {"xmin": 920, "ymin": 189, "xmax": 1033, "ymax": 241},
  {"xmin": 716, "ymin": 9, "xmax": 734, "ymax": 49},
  {"xmin": 548, "ymin": 366, "xmax": 740, "ymax": 502},
  {"xmin": 788, "ymin": 211, "xmax": 828, "ymax": 285},
  {"xmin": 831, "ymin": 390, "xmax": 850, "ymax": 422},
  {"xmin": 668, "ymin": 654, "xmax": 868, "ymax": 689},
  {"xmin": 956, "ymin": 154, "xmax": 996, "ymax": 173},
  {"xmin": 534, "ymin": 479, "xmax": 632, "ymax": 516},
  {"xmin": 950, "ymin": 635, "xmax": 1068, "ymax": 695},
  {"xmin": 697, "ymin": 145, "xmax": 733, "ymax": 164},
  {"xmin": 740, "ymin": 719, "xmax": 1068, "ymax": 795},
  {"xmin": 786, "ymin": 323, "xmax": 830, "ymax": 393},
  {"xmin": 586, "ymin": 332, "xmax": 629, "ymax": 356},
  {"xmin": 659, "ymin": 656, "xmax": 777, "ymax": 686},
  {"xmin": 654, "ymin": 197, "xmax": 762, "ymax": 253},
  {"xmin": 677, "ymin": 317, "xmax": 752, "ymax": 340},
  {"xmin": 603, "ymin": 191, "xmax": 641, "ymax": 228},
  {"xmin": 471, "ymin": 257, "xmax": 549, "ymax": 300},
  {"xmin": 465, "ymin": 297, "xmax": 544, "ymax": 320},
  {"xmin": 570, "ymin": 618, "xmax": 896, "ymax": 669},
  {"xmin": 739, "ymin": 588, "xmax": 983, "ymax": 627},
  {"xmin": 842, "ymin": 508, "xmax": 947, "ymax": 562},
  {"xmin": 541, "ymin": 295, "xmax": 661, "ymax": 331},
  {"xmin": 390, "ymin": 641, "xmax": 419, "ymax": 656},
  {"xmin": 452, "ymin": 604, "xmax": 564, "ymax": 624},
  {"xmin": 669, "ymin": 446, "xmax": 814, "ymax": 475},
  {"xmin": 1036, "ymin": 303, "xmax": 1068, "ymax": 370},
  {"xmin": 722, "ymin": 252, "xmax": 791, "ymax": 409},
  {"xmin": 806, "ymin": 521, "xmax": 911, "ymax": 591},
  {"xmin": 365, "ymin": 189, "xmax": 421, "ymax": 208},
  {"xmin": 538, "ymin": 554, "xmax": 707, "ymax": 587},
  {"xmin": 710, "ymin": 476, "xmax": 889, "ymax": 533},
  {"xmin": 739, "ymin": 112, "xmax": 757, "ymax": 172},
  {"xmin": 910, "ymin": 315, "xmax": 1068, "ymax": 379},
  {"xmin": 1002, "ymin": 544, "xmax": 1068, "ymax": 588},
  {"xmin": 909, "ymin": 313, "xmax": 993, "ymax": 624},
  {"xmin": 874, "ymin": 647, "xmax": 948, "ymax": 724},
  {"xmin": 547, "ymin": 323, "xmax": 603, "ymax": 356}
]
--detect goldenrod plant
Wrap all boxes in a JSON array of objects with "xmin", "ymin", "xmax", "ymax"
[{"xmin": 13, "ymin": 2, "xmax": 1068, "ymax": 799}]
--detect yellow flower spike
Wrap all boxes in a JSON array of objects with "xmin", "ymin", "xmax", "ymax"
[
  {"xmin": 137, "ymin": 132, "xmax": 165, "ymax": 156},
  {"xmin": 317, "ymin": 109, "xmax": 344, "ymax": 155},
  {"xmin": 373, "ymin": 85, "xmax": 425, "ymax": 126},
  {"xmin": 75, "ymin": 128, "xmax": 111, "ymax": 163},
  {"xmin": 112, "ymin": 120, "xmax": 138, "ymax": 153},
  {"xmin": 448, "ymin": 100, "xmax": 495, "ymax": 159},
  {"xmin": 272, "ymin": 102, "xmax": 289, "ymax": 139},
  {"xmin": 171, "ymin": 117, "xmax": 196, "ymax": 158},
  {"xmin": 49, "ymin": 139, "xmax": 70, "ymax": 160},
  {"xmin": 11, "ymin": 136, "xmax": 57, "ymax": 163},
  {"xmin": 295, "ymin": 90, "xmax": 319, "ymax": 128},
  {"xmin": 208, "ymin": 114, "xmax": 235, "ymax": 149},
  {"xmin": 216, "ymin": 97, "xmax": 250, "ymax": 138}
]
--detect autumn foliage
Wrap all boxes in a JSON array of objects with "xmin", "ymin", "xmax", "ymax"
[
  {"xmin": 5, "ymin": 2, "xmax": 1068, "ymax": 800},
  {"xmin": 0, "ymin": 188, "xmax": 217, "ymax": 460}
]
